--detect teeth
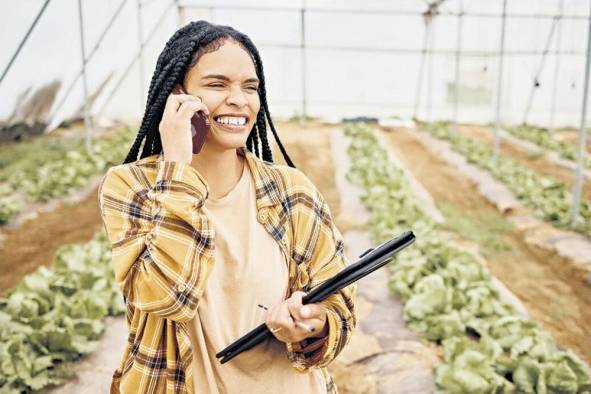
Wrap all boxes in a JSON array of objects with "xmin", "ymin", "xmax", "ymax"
[{"xmin": 215, "ymin": 116, "xmax": 247, "ymax": 126}]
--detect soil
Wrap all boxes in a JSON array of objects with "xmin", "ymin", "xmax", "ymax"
[
  {"xmin": 0, "ymin": 193, "xmax": 103, "ymax": 296},
  {"xmin": 3, "ymin": 118, "xmax": 588, "ymax": 373},
  {"xmin": 381, "ymin": 126, "xmax": 591, "ymax": 366},
  {"xmin": 553, "ymin": 129, "xmax": 591, "ymax": 153},
  {"xmin": 271, "ymin": 121, "xmax": 342, "ymax": 222}
]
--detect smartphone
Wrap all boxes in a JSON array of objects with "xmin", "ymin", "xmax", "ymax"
[{"xmin": 173, "ymin": 85, "xmax": 210, "ymax": 154}]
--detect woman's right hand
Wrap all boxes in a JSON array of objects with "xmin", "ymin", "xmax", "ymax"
[{"xmin": 158, "ymin": 85, "xmax": 210, "ymax": 164}]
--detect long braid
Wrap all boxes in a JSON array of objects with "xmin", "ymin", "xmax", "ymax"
[
  {"xmin": 123, "ymin": 20, "xmax": 296, "ymax": 169},
  {"xmin": 139, "ymin": 38, "xmax": 201, "ymax": 159},
  {"xmin": 123, "ymin": 28, "xmax": 198, "ymax": 164},
  {"xmin": 238, "ymin": 36, "xmax": 295, "ymax": 167},
  {"xmin": 246, "ymin": 132, "xmax": 253, "ymax": 154},
  {"xmin": 256, "ymin": 110, "xmax": 273, "ymax": 162},
  {"xmin": 252, "ymin": 124, "xmax": 260, "ymax": 157}
]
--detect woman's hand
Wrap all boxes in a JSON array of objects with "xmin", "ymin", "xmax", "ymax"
[
  {"xmin": 158, "ymin": 84, "xmax": 210, "ymax": 164},
  {"xmin": 265, "ymin": 291, "xmax": 329, "ymax": 344}
]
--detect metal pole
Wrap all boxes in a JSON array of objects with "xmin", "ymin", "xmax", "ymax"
[
  {"xmin": 493, "ymin": 0, "xmax": 507, "ymax": 162},
  {"xmin": 77, "ymin": 0, "xmax": 92, "ymax": 152},
  {"xmin": 427, "ymin": 19, "xmax": 434, "ymax": 121},
  {"xmin": 453, "ymin": 2, "xmax": 464, "ymax": 130},
  {"xmin": 95, "ymin": 0, "xmax": 176, "ymax": 120},
  {"xmin": 46, "ymin": 0, "xmax": 128, "ymax": 129},
  {"xmin": 413, "ymin": 23, "xmax": 431, "ymax": 119},
  {"xmin": 0, "ymin": 0, "xmax": 51, "ymax": 89},
  {"xmin": 550, "ymin": 0, "xmax": 565, "ymax": 131},
  {"xmin": 300, "ymin": 2, "xmax": 307, "ymax": 123},
  {"xmin": 570, "ymin": 0, "xmax": 591, "ymax": 226},
  {"xmin": 137, "ymin": 0, "xmax": 145, "ymax": 109},
  {"xmin": 522, "ymin": 17, "xmax": 558, "ymax": 125}
]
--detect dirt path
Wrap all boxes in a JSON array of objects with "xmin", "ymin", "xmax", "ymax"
[
  {"xmin": 272, "ymin": 121, "xmax": 342, "ymax": 222},
  {"xmin": 275, "ymin": 122, "xmax": 437, "ymax": 393},
  {"xmin": 457, "ymin": 124, "xmax": 591, "ymax": 200},
  {"xmin": 381, "ymin": 127, "xmax": 591, "ymax": 366},
  {"xmin": 0, "ymin": 189, "xmax": 103, "ymax": 295}
]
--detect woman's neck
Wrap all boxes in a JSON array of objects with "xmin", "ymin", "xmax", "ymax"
[{"xmin": 190, "ymin": 146, "xmax": 245, "ymax": 199}]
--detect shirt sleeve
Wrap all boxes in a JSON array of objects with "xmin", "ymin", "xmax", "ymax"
[
  {"xmin": 97, "ymin": 160, "xmax": 215, "ymax": 323},
  {"xmin": 285, "ymin": 172, "xmax": 357, "ymax": 371}
]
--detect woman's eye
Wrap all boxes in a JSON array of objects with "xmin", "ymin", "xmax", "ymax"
[{"xmin": 208, "ymin": 84, "xmax": 257, "ymax": 91}]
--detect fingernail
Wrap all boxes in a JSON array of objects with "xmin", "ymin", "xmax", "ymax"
[{"xmin": 301, "ymin": 306, "xmax": 310, "ymax": 317}]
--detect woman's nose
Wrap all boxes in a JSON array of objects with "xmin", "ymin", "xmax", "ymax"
[{"xmin": 225, "ymin": 85, "xmax": 249, "ymax": 107}]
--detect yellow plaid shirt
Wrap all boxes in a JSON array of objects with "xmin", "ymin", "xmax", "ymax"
[{"xmin": 98, "ymin": 147, "xmax": 357, "ymax": 393}]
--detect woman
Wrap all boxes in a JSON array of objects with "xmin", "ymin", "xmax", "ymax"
[{"xmin": 98, "ymin": 20, "xmax": 356, "ymax": 394}]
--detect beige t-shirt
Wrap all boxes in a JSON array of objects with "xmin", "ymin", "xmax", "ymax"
[{"xmin": 188, "ymin": 158, "xmax": 327, "ymax": 394}]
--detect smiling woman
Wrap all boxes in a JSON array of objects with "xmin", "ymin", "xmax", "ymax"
[{"xmin": 97, "ymin": 20, "xmax": 357, "ymax": 394}]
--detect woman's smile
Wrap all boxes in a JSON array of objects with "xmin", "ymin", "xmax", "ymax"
[{"xmin": 212, "ymin": 115, "xmax": 250, "ymax": 132}]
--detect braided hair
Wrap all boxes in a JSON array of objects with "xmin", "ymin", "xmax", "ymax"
[{"xmin": 123, "ymin": 20, "xmax": 295, "ymax": 168}]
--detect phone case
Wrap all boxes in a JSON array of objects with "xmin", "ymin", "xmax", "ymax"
[
  {"xmin": 190, "ymin": 110, "xmax": 210, "ymax": 154},
  {"xmin": 172, "ymin": 86, "xmax": 210, "ymax": 154}
]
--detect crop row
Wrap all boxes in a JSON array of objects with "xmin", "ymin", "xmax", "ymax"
[
  {"xmin": 0, "ymin": 128, "xmax": 135, "ymax": 224},
  {"xmin": 422, "ymin": 122, "xmax": 591, "ymax": 238},
  {"xmin": 0, "ymin": 230, "xmax": 124, "ymax": 393},
  {"xmin": 505, "ymin": 125, "xmax": 590, "ymax": 169}
]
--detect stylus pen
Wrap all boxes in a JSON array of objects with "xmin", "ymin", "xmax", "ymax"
[{"xmin": 257, "ymin": 304, "xmax": 315, "ymax": 332}]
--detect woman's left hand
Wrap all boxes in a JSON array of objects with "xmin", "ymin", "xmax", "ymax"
[{"xmin": 265, "ymin": 291, "xmax": 329, "ymax": 343}]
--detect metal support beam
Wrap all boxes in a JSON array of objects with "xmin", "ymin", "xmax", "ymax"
[
  {"xmin": 300, "ymin": 3, "xmax": 307, "ymax": 122},
  {"xmin": 95, "ymin": 0, "xmax": 176, "ymax": 120},
  {"xmin": 522, "ymin": 16, "xmax": 559, "ymax": 125},
  {"xmin": 452, "ymin": 2, "xmax": 464, "ymax": 130},
  {"xmin": 0, "ymin": 0, "xmax": 51, "ymax": 89},
  {"xmin": 571, "ymin": 0, "xmax": 591, "ymax": 226},
  {"xmin": 492, "ymin": 0, "xmax": 508, "ymax": 162},
  {"xmin": 550, "ymin": 0, "xmax": 565, "ymax": 131},
  {"xmin": 46, "ymin": 0, "xmax": 128, "ymax": 129},
  {"xmin": 77, "ymin": 0, "xmax": 92, "ymax": 152}
]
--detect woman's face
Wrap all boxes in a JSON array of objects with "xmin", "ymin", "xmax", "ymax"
[{"xmin": 183, "ymin": 39, "xmax": 261, "ymax": 152}]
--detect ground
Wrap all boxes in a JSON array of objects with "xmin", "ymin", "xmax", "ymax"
[{"xmin": 2, "ymin": 120, "xmax": 590, "ymax": 392}]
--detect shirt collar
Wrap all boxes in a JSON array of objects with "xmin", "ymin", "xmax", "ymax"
[{"xmin": 154, "ymin": 147, "xmax": 282, "ymax": 209}]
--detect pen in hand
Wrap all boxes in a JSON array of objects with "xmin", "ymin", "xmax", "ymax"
[{"xmin": 257, "ymin": 303, "xmax": 315, "ymax": 333}]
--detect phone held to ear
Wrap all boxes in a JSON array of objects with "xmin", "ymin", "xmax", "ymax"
[{"xmin": 173, "ymin": 86, "xmax": 210, "ymax": 154}]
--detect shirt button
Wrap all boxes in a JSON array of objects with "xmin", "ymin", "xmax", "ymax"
[
  {"xmin": 146, "ymin": 233, "xmax": 154, "ymax": 243},
  {"xmin": 257, "ymin": 209, "xmax": 267, "ymax": 222},
  {"xmin": 177, "ymin": 284, "xmax": 186, "ymax": 293}
]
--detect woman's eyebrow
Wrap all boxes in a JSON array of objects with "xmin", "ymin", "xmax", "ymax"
[{"xmin": 202, "ymin": 74, "xmax": 259, "ymax": 83}]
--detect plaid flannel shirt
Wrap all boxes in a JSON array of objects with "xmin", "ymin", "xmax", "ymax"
[{"xmin": 98, "ymin": 146, "xmax": 357, "ymax": 394}]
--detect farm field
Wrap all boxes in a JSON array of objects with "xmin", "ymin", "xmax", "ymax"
[{"xmin": 1, "ymin": 120, "xmax": 590, "ymax": 393}]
